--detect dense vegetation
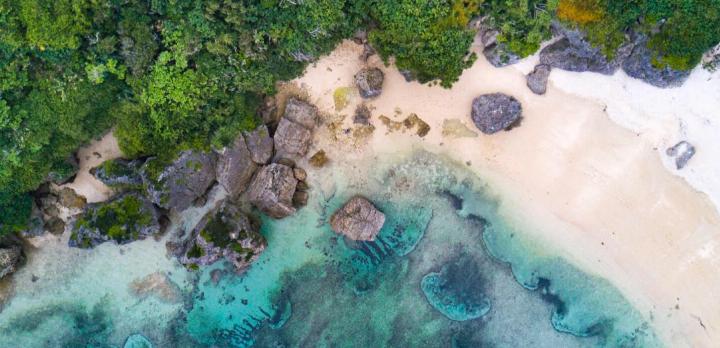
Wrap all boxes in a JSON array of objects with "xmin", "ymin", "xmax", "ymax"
[{"xmin": 1, "ymin": 0, "xmax": 719, "ymax": 234}]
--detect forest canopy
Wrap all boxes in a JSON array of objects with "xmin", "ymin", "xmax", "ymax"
[{"xmin": 1, "ymin": 0, "xmax": 719, "ymax": 234}]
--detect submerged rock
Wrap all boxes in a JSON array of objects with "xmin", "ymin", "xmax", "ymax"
[
  {"xmin": 69, "ymin": 192, "xmax": 161, "ymax": 248},
  {"xmin": 123, "ymin": 334, "xmax": 154, "ymax": 348},
  {"xmin": 421, "ymin": 255, "xmax": 491, "ymax": 321},
  {"xmin": 666, "ymin": 141, "xmax": 696, "ymax": 170},
  {"xmin": 526, "ymin": 64, "xmax": 551, "ymax": 95},
  {"xmin": 216, "ymin": 134, "xmax": 257, "ymax": 197},
  {"xmin": 330, "ymin": 196, "xmax": 386, "ymax": 241},
  {"xmin": 141, "ymin": 150, "xmax": 217, "ymax": 212},
  {"xmin": 247, "ymin": 164, "xmax": 298, "ymax": 219},
  {"xmin": 470, "ymin": 93, "xmax": 523, "ymax": 134},
  {"xmin": 622, "ymin": 38, "xmax": 691, "ymax": 88},
  {"xmin": 0, "ymin": 245, "xmax": 23, "ymax": 280},
  {"xmin": 91, "ymin": 159, "xmax": 144, "ymax": 189},
  {"xmin": 180, "ymin": 202, "xmax": 266, "ymax": 272},
  {"xmin": 129, "ymin": 272, "xmax": 182, "ymax": 303},
  {"xmin": 244, "ymin": 125, "xmax": 274, "ymax": 165},
  {"xmin": 355, "ymin": 67, "xmax": 384, "ymax": 98}
]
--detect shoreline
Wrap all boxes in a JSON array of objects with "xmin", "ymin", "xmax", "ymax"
[{"xmin": 295, "ymin": 39, "xmax": 720, "ymax": 347}]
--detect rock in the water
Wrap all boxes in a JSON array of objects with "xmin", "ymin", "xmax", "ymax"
[
  {"xmin": 91, "ymin": 159, "xmax": 144, "ymax": 189},
  {"xmin": 180, "ymin": 202, "xmax": 266, "ymax": 272},
  {"xmin": 421, "ymin": 256, "xmax": 491, "ymax": 321},
  {"xmin": 247, "ymin": 164, "xmax": 298, "ymax": 219},
  {"xmin": 539, "ymin": 36, "xmax": 617, "ymax": 75},
  {"xmin": 244, "ymin": 125, "xmax": 274, "ymax": 165},
  {"xmin": 283, "ymin": 98, "xmax": 318, "ymax": 130},
  {"xmin": 666, "ymin": 141, "xmax": 696, "ymax": 170},
  {"xmin": 69, "ymin": 192, "xmax": 161, "ymax": 248},
  {"xmin": 141, "ymin": 150, "xmax": 217, "ymax": 212},
  {"xmin": 0, "ymin": 245, "xmax": 23, "ymax": 280},
  {"xmin": 470, "ymin": 93, "xmax": 523, "ymax": 134},
  {"xmin": 622, "ymin": 38, "xmax": 691, "ymax": 88},
  {"xmin": 273, "ymin": 117, "xmax": 313, "ymax": 158},
  {"xmin": 216, "ymin": 134, "xmax": 257, "ymax": 197},
  {"xmin": 355, "ymin": 67, "xmax": 384, "ymax": 98},
  {"xmin": 526, "ymin": 64, "xmax": 551, "ymax": 95},
  {"xmin": 330, "ymin": 196, "xmax": 385, "ymax": 241},
  {"xmin": 292, "ymin": 190, "xmax": 309, "ymax": 207}
]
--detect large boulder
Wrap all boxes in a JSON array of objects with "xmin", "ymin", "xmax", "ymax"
[
  {"xmin": 274, "ymin": 117, "xmax": 313, "ymax": 158},
  {"xmin": 622, "ymin": 38, "xmax": 691, "ymax": 88},
  {"xmin": 141, "ymin": 150, "xmax": 217, "ymax": 212},
  {"xmin": 526, "ymin": 64, "xmax": 551, "ymax": 95},
  {"xmin": 330, "ymin": 196, "xmax": 385, "ymax": 241},
  {"xmin": 244, "ymin": 125, "xmax": 274, "ymax": 165},
  {"xmin": 470, "ymin": 93, "xmax": 523, "ymax": 134},
  {"xmin": 247, "ymin": 164, "xmax": 298, "ymax": 219},
  {"xmin": 216, "ymin": 134, "xmax": 257, "ymax": 198},
  {"xmin": 0, "ymin": 245, "xmax": 23, "ymax": 280},
  {"xmin": 91, "ymin": 159, "xmax": 144, "ymax": 189},
  {"xmin": 283, "ymin": 98, "xmax": 318, "ymax": 129},
  {"xmin": 355, "ymin": 68, "xmax": 384, "ymax": 98},
  {"xmin": 69, "ymin": 192, "xmax": 161, "ymax": 248},
  {"xmin": 179, "ymin": 202, "xmax": 266, "ymax": 272}
]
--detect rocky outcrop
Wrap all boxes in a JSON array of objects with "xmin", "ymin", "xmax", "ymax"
[
  {"xmin": 247, "ymin": 164, "xmax": 298, "ymax": 219},
  {"xmin": 274, "ymin": 99, "xmax": 317, "ymax": 158},
  {"xmin": 69, "ymin": 192, "xmax": 161, "ymax": 248},
  {"xmin": 283, "ymin": 98, "xmax": 318, "ymax": 129},
  {"xmin": 216, "ymin": 134, "xmax": 257, "ymax": 198},
  {"xmin": 141, "ymin": 150, "xmax": 217, "ymax": 212},
  {"xmin": 0, "ymin": 245, "xmax": 23, "ymax": 280},
  {"xmin": 330, "ymin": 196, "xmax": 385, "ymax": 241},
  {"xmin": 179, "ymin": 202, "xmax": 266, "ymax": 272},
  {"xmin": 526, "ymin": 64, "xmax": 551, "ymax": 95},
  {"xmin": 91, "ymin": 159, "xmax": 144, "ymax": 188},
  {"xmin": 539, "ymin": 36, "xmax": 617, "ymax": 75},
  {"xmin": 666, "ymin": 141, "xmax": 696, "ymax": 170},
  {"xmin": 355, "ymin": 68, "xmax": 384, "ymax": 98},
  {"xmin": 622, "ymin": 38, "xmax": 691, "ymax": 88},
  {"xmin": 21, "ymin": 186, "xmax": 86, "ymax": 237},
  {"xmin": 244, "ymin": 125, "xmax": 274, "ymax": 165},
  {"xmin": 470, "ymin": 93, "xmax": 523, "ymax": 134}
]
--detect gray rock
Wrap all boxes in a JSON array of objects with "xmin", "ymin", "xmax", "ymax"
[
  {"xmin": 526, "ymin": 64, "xmax": 551, "ymax": 95},
  {"xmin": 478, "ymin": 24, "xmax": 520, "ymax": 67},
  {"xmin": 666, "ymin": 141, "xmax": 696, "ymax": 170},
  {"xmin": 69, "ymin": 192, "xmax": 161, "ymax": 248},
  {"xmin": 274, "ymin": 117, "xmax": 313, "ymax": 158},
  {"xmin": 244, "ymin": 125, "xmax": 274, "ymax": 165},
  {"xmin": 539, "ymin": 37, "xmax": 617, "ymax": 75},
  {"xmin": 622, "ymin": 38, "xmax": 691, "ymax": 88},
  {"xmin": 247, "ymin": 164, "xmax": 298, "ymax": 219},
  {"xmin": 141, "ymin": 150, "xmax": 217, "ymax": 212},
  {"xmin": 216, "ymin": 134, "xmax": 257, "ymax": 198},
  {"xmin": 470, "ymin": 93, "xmax": 523, "ymax": 134},
  {"xmin": 91, "ymin": 159, "xmax": 144, "ymax": 188},
  {"xmin": 355, "ymin": 68, "xmax": 384, "ymax": 98},
  {"xmin": 283, "ymin": 98, "xmax": 318, "ymax": 129},
  {"xmin": 330, "ymin": 196, "xmax": 386, "ymax": 241},
  {"xmin": 180, "ymin": 201, "xmax": 266, "ymax": 272},
  {"xmin": 0, "ymin": 245, "xmax": 23, "ymax": 279}
]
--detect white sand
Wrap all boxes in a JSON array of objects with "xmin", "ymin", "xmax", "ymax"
[
  {"xmin": 294, "ymin": 40, "xmax": 720, "ymax": 347},
  {"xmin": 61, "ymin": 131, "xmax": 123, "ymax": 203}
]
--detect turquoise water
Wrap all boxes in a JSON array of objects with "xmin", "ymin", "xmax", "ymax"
[{"xmin": 0, "ymin": 151, "xmax": 660, "ymax": 347}]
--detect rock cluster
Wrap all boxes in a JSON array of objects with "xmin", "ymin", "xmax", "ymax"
[
  {"xmin": 355, "ymin": 67, "xmax": 384, "ymax": 98},
  {"xmin": 22, "ymin": 185, "xmax": 86, "ymax": 238},
  {"xmin": 470, "ymin": 93, "xmax": 523, "ymax": 134},
  {"xmin": 330, "ymin": 196, "xmax": 386, "ymax": 241}
]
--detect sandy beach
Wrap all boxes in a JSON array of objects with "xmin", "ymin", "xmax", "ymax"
[
  {"xmin": 61, "ymin": 131, "xmax": 123, "ymax": 203},
  {"xmin": 294, "ymin": 40, "xmax": 720, "ymax": 347}
]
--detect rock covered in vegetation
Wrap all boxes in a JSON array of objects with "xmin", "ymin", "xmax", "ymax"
[
  {"xmin": 91, "ymin": 159, "xmax": 144, "ymax": 189},
  {"xmin": 622, "ymin": 37, "xmax": 691, "ymax": 88},
  {"xmin": 69, "ymin": 192, "xmax": 161, "ymax": 248},
  {"xmin": 0, "ymin": 245, "xmax": 23, "ymax": 280},
  {"xmin": 480, "ymin": 26, "xmax": 520, "ymax": 67},
  {"xmin": 539, "ymin": 36, "xmax": 617, "ymax": 75},
  {"xmin": 247, "ymin": 164, "xmax": 298, "ymax": 219},
  {"xmin": 180, "ymin": 202, "xmax": 266, "ymax": 272},
  {"xmin": 470, "ymin": 93, "xmax": 523, "ymax": 134},
  {"xmin": 216, "ymin": 134, "xmax": 257, "ymax": 198},
  {"xmin": 274, "ymin": 99, "xmax": 318, "ymax": 158},
  {"xmin": 666, "ymin": 141, "xmax": 696, "ymax": 170},
  {"xmin": 330, "ymin": 196, "xmax": 386, "ymax": 241},
  {"xmin": 21, "ymin": 186, "xmax": 86, "ymax": 237},
  {"xmin": 141, "ymin": 151, "xmax": 217, "ymax": 212},
  {"xmin": 244, "ymin": 125, "xmax": 274, "ymax": 165},
  {"xmin": 526, "ymin": 64, "xmax": 551, "ymax": 95},
  {"xmin": 355, "ymin": 68, "xmax": 384, "ymax": 98}
]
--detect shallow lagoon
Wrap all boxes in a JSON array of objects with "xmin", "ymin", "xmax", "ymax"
[{"xmin": 0, "ymin": 151, "xmax": 659, "ymax": 347}]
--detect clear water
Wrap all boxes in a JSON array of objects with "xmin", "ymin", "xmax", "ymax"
[{"xmin": 0, "ymin": 151, "xmax": 660, "ymax": 347}]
